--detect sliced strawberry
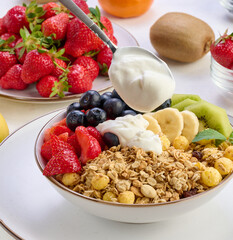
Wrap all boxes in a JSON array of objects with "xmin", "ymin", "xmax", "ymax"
[
  {"xmin": 53, "ymin": 125, "xmax": 71, "ymax": 136},
  {"xmin": 53, "ymin": 117, "xmax": 67, "ymax": 127},
  {"xmin": 58, "ymin": 132, "xmax": 69, "ymax": 142},
  {"xmin": 43, "ymin": 124, "xmax": 71, "ymax": 142},
  {"xmin": 86, "ymin": 126, "xmax": 105, "ymax": 150},
  {"xmin": 41, "ymin": 139, "xmax": 52, "ymax": 161},
  {"xmin": 75, "ymin": 126, "xmax": 101, "ymax": 164},
  {"xmin": 67, "ymin": 134, "xmax": 81, "ymax": 156},
  {"xmin": 43, "ymin": 148, "xmax": 81, "ymax": 176},
  {"xmin": 50, "ymin": 135, "xmax": 74, "ymax": 155}
]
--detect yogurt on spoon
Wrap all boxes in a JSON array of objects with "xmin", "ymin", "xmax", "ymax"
[{"xmin": 109, "ymin": 47, "xmax": 175, "ymax": 112}]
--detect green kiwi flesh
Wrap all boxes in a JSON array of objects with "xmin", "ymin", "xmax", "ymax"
[
  {"xmin": 171, "ymin": 94, "xmax": 201, "ymax": 106},
  {"xmin": 185, "ymin": 101, "xmax": 232, "ymax": 138},
  {"xmin": 172, "ymin": 99, "xmax": 198, "ymax": 111}
]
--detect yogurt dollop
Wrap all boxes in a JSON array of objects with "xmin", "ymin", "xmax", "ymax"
[
  {"xmin": 109, "ymin": 47, "xmax": 175, "ymax": 112},
  {"xmin": 96, "ymin": 115, "xmax": 162, "ymax": 154}
]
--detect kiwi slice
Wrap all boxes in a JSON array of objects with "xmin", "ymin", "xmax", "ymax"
[
  {"xmin": 171, "ymin": 94, "xmax": 201, "ymax": 106},
  {"xmin": 172, "ymin": 99, "xmax": 197, "ymax": 111},
  {"xmin": 185, "ymin": 101, "xmax": 232, "ymax": 138}
]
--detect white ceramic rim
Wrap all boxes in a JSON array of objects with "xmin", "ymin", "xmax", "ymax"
[{"xmin": 34, "ymin": 109, "xmax": 233, "ymax": 208}]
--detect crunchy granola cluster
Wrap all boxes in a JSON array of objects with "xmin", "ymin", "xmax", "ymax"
[{"xmin": 55, "ymin": 144, "xmax": 231, "ymax": 204}]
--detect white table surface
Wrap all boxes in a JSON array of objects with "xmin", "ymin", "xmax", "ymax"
[{"xmin": 1, "ymin": 0, "xmax": 233, "ymax": 239}]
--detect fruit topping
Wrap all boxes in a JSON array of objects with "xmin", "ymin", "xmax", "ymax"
[
  {"xmin": 103, "ymin": 132, "xmax": 119, "ymax": 148},
  {"xmin": 79, "ymin": 90, "xmax": 101, "ymax": 109},
  {"xmin": 86, "ymin": 107, "xmax": 107, "ymax": 126},
  {"xmin": 66, "ymin": 110, "xmax": 86, "ymax": 131}
]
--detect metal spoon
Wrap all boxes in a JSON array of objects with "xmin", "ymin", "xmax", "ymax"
[{"xmin": 58, "ymin": 0, "xmax": 174, "ymax": 79}]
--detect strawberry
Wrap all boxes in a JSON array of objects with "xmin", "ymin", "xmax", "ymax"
[
  {"xmin": 210, "ymin": 32, "xmax": 233, "ymax": 69},
  {"xmin": 64, "ymin": 18, "xmax": 103, "ymax": 57},
  {"xmin": 67, "ymin": 64, "xmax": 92, "ymax": 94},
  {"xmin": 50, "ymin": 135, "xmax": 74, "ymax": 155},
  {"xmin": 97, "ymin": 45, "xmax": 113, "ymax": 75},
  {"xmin": 21, "ymin": 49, "xmax": 55, "ymax": 84},
  {"xmin": 0, "ymin": 52, "xmax": 17, "ymax": 78},
  {"xmin": 73, "ymin": 56, "xmax": 99, "ymax": 81},
  {"xmin": 42, "ymin": 12, "xmax": 69, "ymax": 40},
  {"xmin": 2, "ymin": 6, "xmax": 27, "ymax": 34},
  {"xmin": 41, "ymin": 139, "xmax": 53, "ymax": 161},
  {"xmin": 53, "ymin": 117, "xmax": 67, "ymax": 127},
  {"xmin": 67, "ymin": 134, "xmax": 81, "ymax": 156},
  {"xmin": 15, "ymin": 38, "xmax": 27, "ymax": 64},
  {"xmin": 43, "ymin": 148, "xmax": 81, "ymax": 176},
  {"xmin": 36, "ymin": 75, "xmax": 60, "ymax": 97},
  {"xmin": 72, "ymin": 0, "xmax": 90, "ymax": 15},
  {"xmin": 57, "ymin": 132, "xmax": 69, "ymax": 142},
  {"xmin": 52, "ymin": 58, "xmax": 67, "ymax": 78},
  {"xmin": 0, "ymin": 33, "xmax": 20, "ymax": 48},
  {"xmin": 75, "ymin": 126, "xmax": 101, "ymax": 164},
  {"xmin": 0, "ymin": 64, "xmax": 28, "ymax": 90},
  {"xmin": 42, "ymin": 2, "xmax": 59, "ymax": 19},
  {"xmin": 53, "ymin": 125, "xmax": 71, "ymax": 136},
  {"xmin": 101, "ymin": 16, "xmax": 113, "ymax": 36},
  {"xmin": 0, "ymin": 18, "xmax": 7, "ymax": 35},
  {"xmin": 86, "ymin": 126, "xmax": 105, "ymax": 150}
]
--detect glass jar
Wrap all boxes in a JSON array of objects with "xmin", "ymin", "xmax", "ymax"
[
  {"xmin": 219, "ymin": 0, "xmax": 233, "ymax": 13},
  {"xmin": 210, "ymin": 56, "xmax": 233, "ymax": 95}
]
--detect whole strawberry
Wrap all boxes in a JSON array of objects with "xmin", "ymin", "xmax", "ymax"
[
  {"xmin": 75, "ymin": 126, "xmax": 101, "ymax": 164},
  {"xmin": 101, "ymin": 16, "xmax": 113, "ymax": 36},
  {"xmin": 72, "ymin": 0, "xmax": 90, "ymax": 14},
  {"xmin": 97, "ymin": 45, "xmax": 113, "ymax": 75},
  {"xmin": 2, "ymin": 6, "xmax": 28, "ymax": 34},
  {"xmin": 42, "ymin": 12, "xmax": 69, "ymax": 40},
  {"xmin": 73, "ymin": 56, "xmax": 99, "ymax": 81},
  {"xmin": 42, "ymin": 2, "xmax": 59, "ymax": 19},
  {"xmin": 0, "ymin": 52, "xmax": 17, "ymax": 78},
  {"xmin": 0, "ymin": 64, "xmax": 28, "ymax": 90},
  {"xmin": 0, "ymin": 18, "xmax": 7, "ymax": 35},
  {"xmin": 0, "ymin": 33, "xmax": 20, "ymax": 48},
  {"xmin": 67, "ymin": 64, "xmax": 92, "ymax": 94},
  {"xmin": 52, "ymin": 58, "xmax": 67, "ymax": 78},
  {"xmin": 36, "ymin": 75, "xmax": 59, "ymax": 97},
  {"xmin": 210, "ymin": 32, "xmax": 233, "ymax": 69},
  {"xmin": 21, "ymin": 50, "xmax": 55, "ymax": 84}
]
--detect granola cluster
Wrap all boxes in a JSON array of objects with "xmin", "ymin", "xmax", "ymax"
[{"xmin": 55, "ymin": 144, "xmax": 232, "ymax": 204}]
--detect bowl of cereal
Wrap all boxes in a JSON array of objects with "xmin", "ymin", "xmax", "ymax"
[{"xmin": 35, "ymin": 91, "xmax": 233, "ymax": 223}]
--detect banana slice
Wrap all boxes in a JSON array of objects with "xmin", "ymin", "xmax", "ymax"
[
  {"xmin": 181, "ymin": 110, "xmax": 199, "ymax": 143},
  {"xmin": 151, "ymin": 108, "xmax": 183, "ymax": 143},
  {"xmin": 142, "ymin": 114, "xmax": 161, "ymax": 134}
]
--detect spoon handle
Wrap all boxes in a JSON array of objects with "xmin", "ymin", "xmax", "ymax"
[{"xmin": 58, "ymin": 0, "xmax": 117, "ymax": 53}]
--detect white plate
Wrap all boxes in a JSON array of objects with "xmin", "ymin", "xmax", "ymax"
[
  {"xmin": 0, "ymin": 23, "xmax": 138, "ymax": 103},
  {"xmin": 1, "ymin": 112, "xmax": 233, "ymax": 240}
]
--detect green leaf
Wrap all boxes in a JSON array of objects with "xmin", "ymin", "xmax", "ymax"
[
  {"xmin": 27, "ymin": 12, "xmax": 36, "ymax": 19},
  {"xmin": 228, "ymin": 131, "xmax": 233, "ymax": 144},
  {"xmin": 20, "ymin": 28, "xmax": 27, "ymax": 40},
  {"xmin": 192, "ymin": 129, "xmax": 226, "ymax": 143},
  {"xmin": 89, "ymin": 7, "xmax": 97, "ymax": 17},
  {"xmin": 19, "ymin": 47, "xmax": 26, "ymax": 59},
  {"xmin": 35, "ymin": 7, "xmax": 43, "ymax": 13}
]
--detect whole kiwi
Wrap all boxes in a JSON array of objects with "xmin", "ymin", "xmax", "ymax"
[{"xmin": 150, "ymin": 12, "xmax": 215, "ymax": 62}]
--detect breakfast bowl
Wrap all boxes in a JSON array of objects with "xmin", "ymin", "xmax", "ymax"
[{"xmin": 34, "ymin": 103, "xmax": 233, "ymax": 223}]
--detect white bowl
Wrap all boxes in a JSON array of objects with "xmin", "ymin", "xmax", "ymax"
[{"xmin": 35, "ymin": 110, "xmax": 233, "ymax": 223}]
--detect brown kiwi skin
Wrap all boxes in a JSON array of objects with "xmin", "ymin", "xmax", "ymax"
[{"xmin": 150, "ymin": 12, "xmax": 215, "ymax": 63}]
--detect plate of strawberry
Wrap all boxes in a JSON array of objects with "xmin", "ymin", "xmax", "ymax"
[{"xmin": 0, "ymin": 0, "xmax": 138, "ymax": 102}]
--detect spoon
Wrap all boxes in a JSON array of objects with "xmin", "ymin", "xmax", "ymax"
[{"xmin": 58, "ymin": 0, "xmax": 173, "ymax": 77}]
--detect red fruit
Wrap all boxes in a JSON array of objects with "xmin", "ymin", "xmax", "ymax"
[
  {"xmin": 67, "ymin": 134, "xmax": 81, "ymax": 156},
  {"xmin": 67, "ymin": 64, "xmax": 92, "ymax": 94},
  {"xmin": 0, "ymin": 52, "xmax": 17, "ymax": 78},
  {"xmin": 53, "ymin": 125, "xmax": 71, "ymax": 136},
  {"xmin": 52, "ymin": 58, "xmax": 67, "ymax": 78},
  {"xmin": 97, "ymin": 45, "xmax": 113, "ymax": 75},
  {"xmin": 0, "ymin": 64, "xmax": 28, "ymax": 90},
  {"xmin": 42, "ymin": 2, "xmax": 59, "ymax": 19},
  {"xmin": 72, "ymin": 0, "xmax": 90, "ymax": 14},
  {"xmin": 57, "ymin": 132, "xmax": 69, "ymax": 142},
  {"xmin": 21, "ymin": 50, "xmax": 55, "ymax": 84},
  {"xmin": 73, "ymin": 56, "xmax": 99, "ymax": 81},
  {"xmin": 50, "ymin": 135, "xmax": 74, "ymax": 155},
  {"xmin": 53, "ymin": 117, "xmax": 67, "ymax": 127},
  {"xmin": 0, "ymin": 18, "xmax": 7, "ymax": 35},
  {"xmin": 43, "ymin": 149, "xmax": 81, "ymax": 176},
  {"xmin": 42, "ymin": 12, "xmax": 69, "ymax": 40},
  {"xmin": 15, "ymin": 38, "xmax": 27, "ymax": 64},
  {"xmin": 2, "ymin": 6, "xmax": 27, "ymax": 34},
  {"xmin": 86, "ymin": 126, "xmax": 105, "ymax": 150},
  {"xmin": 0, "ymin": 33, "xmax": 20, "ymax": 48},
  {"xmin": 64, "ymin": 18, "xmax": 103, "ymax": 57},
  {"xmin": 36, "ymin": 75, "xmax": 59, "ymax": 97},
  {"xmin": 101, "ymin": 16, "xmax": 113, "ymax": 36},
  {"xmin": 75, "ymin": 126, "xmax": 101, "ymax": 164},
  {"xmin": 210, "ymin": 33, "xmax": 233, "ymax": 69},
  {"xmin": 41, "ymin": 139, "xmax": 53, "ymax": 161}
]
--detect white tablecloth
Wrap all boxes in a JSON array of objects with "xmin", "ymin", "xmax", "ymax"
[{"xmin": 0, "ymin": 0, "xmax": 233, "ymax": 239}]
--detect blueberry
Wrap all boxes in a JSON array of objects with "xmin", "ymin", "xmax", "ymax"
[
  {"xmin": 111, "ymin": 89, "xmax": 122, "ymax": 100},
  {"xmin": 79, "ymin": 90, "xmax": 101, "ymax": 109},
  {"xmin": 66, "ymin": 110, "xmax": 86, "ymax": 131},
  {"xmin": 86, "ymin": 107, "xmax": 107, "ymax": 126},
  {"xmin": 121, "ymin": 110, "xmax": 137, "ymax": 116},
  {"xmin": 67, "ymin": 102, "xmax": 82, "ymax": 114},
  {"xmin": 100, "ymin": 92, "xmax": 112, "ymax": 105},
  {"xmin": 153, "ymin": 99, "xmax": 171, "ymax": 112},
  {"xmin": 103, "ymin": 98, "xmax": 125, "ymax": 119},
  {"xmin": 103, "ymin": 132, "xmax": 119, "ymax": 148}
]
